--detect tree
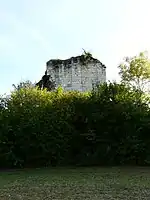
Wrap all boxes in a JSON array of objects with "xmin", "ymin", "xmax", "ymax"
[
  {"xmin": 118, "ymin": 52, "xmax": 150, "ymax": 92},
  {"xmin": 12, "ymin": 80, "xmax": 35, "ymax": 91},
  {"xmin": 12, "ymin": 72, "xmax": 56, "ymax": 93},
  {"xmin": 36, "ymin": 70, "xmax": 56, "ymax": 91},
  {"xmin": 0, "ymin": 95, "xmax": 7, "ymax": 110}
]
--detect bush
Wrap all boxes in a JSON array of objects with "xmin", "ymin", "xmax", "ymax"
[{"xmin": 0, "ymin": 83, "xmax": 149, "ymax": 168}]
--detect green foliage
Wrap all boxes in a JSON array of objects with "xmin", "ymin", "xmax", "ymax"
[
  {"xmin": 80, "ymin": 49, "xmax": 93, "ymax": 66},
  {"xmin": 12, "ymin": 80, "xmax": 35, "ymax": 91},
  {"xmin": 118, "ymin": 52, "xmax": 150, "ymax": 92},
  {"xmin": 0, "ymin": 82, "xmax": 149, "ymax": 168}
]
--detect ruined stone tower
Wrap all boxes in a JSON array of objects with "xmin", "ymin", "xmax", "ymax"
[{"xmin": 46, "ymin": 54, "xmax": 106, "ymax": 91}]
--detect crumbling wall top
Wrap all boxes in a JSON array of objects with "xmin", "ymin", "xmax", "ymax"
[{"xmin": 46, "ymin": 55, "xmax": 106, "ymax": 69}]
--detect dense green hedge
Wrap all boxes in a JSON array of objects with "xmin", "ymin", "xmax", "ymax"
[{"xmin": 0, "ymin": 83, "xmax": 150, "ymax": 168}]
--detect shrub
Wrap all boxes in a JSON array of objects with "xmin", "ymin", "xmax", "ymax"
[{"xmin": 0, "ymin": 83, "xmax": 149, "ymax": 168}]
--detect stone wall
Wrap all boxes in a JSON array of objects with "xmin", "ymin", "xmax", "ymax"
[{"xmin": 46, "ymin": 56, "xmax": 106, "ymax": 91}]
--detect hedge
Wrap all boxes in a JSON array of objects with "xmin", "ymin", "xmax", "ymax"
[{"xmin": 0, "ymin": 83, "xmax": 149, "ymax": 168}]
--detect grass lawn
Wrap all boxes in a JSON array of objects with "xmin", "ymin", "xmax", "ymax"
[{"xmin": 0, "ymin": 167, "xmax": 150, "ymax": 199}]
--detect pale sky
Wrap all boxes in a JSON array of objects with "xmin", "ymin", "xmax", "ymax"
[{"xmin": 0, "ymin": 0, "xmax": 150, "ymax": 94}]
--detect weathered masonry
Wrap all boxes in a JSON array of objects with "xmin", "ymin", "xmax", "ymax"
[{"xmin": 46, "ymin": 55, "xmax": 106, "ymax": 91}]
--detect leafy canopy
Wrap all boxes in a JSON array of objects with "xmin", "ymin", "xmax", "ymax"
[{"xmin": 118, "ymin": 52, "xmax": 150, "ymax": 92}]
